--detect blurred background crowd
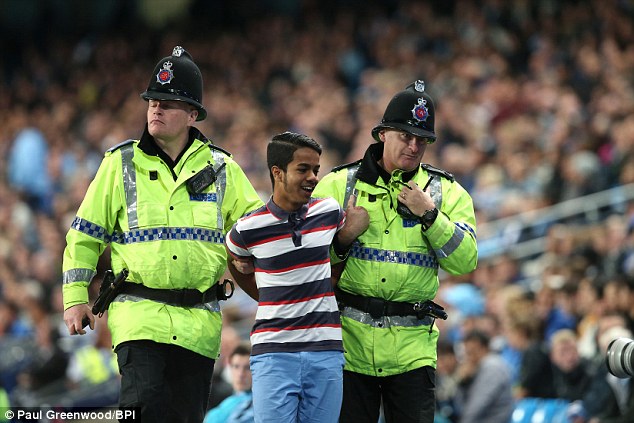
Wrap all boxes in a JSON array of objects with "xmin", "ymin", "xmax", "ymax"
[{"xmin": 1, "ymin": 0, "xmax": 634, "ymax": 421}]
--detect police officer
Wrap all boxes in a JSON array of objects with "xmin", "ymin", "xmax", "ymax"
[
  {"xmin": 62, "ymin": 46, "xmax": 263, "ymax": 422},
  {"xmin": 312, "ymin": 80, "xmax": 478, "ymax": 423}
]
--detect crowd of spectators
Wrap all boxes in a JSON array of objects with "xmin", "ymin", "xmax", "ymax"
[{"xmin": 1, "ymin": 0, "xmax": 634, "ymax": 420}]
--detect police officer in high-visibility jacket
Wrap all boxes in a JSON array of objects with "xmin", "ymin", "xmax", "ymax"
[
  {"xmin": 312, "ymin": 80, "xmax": 478, "ymax": 423},
  {"xmin": 62, "ymin": 46, "xmax": 263, "ymax": 422}
]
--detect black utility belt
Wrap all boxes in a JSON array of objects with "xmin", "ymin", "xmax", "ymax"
[
  {"xmin": 335, "ymin": 287, "xmax": 447, "ymax": 321},
  {"xmin": 119, "ymin": 280, "xmax": 233, "ymax": 307}
]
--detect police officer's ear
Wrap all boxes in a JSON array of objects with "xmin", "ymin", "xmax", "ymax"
[
  {"xmin": 189, "ymin": 107, "xmax": 199, "ymax": 122},
  {"xmin": 378, "ymin": 130, "xmax": 387, "ymax": 142}
]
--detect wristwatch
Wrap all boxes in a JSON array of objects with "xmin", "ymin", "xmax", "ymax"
[{"xmin": 420, "ymin": 208, "xmax": 438, "ymax": 231}]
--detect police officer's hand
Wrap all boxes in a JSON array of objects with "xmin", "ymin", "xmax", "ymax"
[
  {"xmin": 338, "ymin": 194, "xmax": 370, "ymax": 247},
  {"xmin": 232, "ymin": 257, "xmax": 255, "ymax": 274},
  {"xmin": 398, "ymin": 180, "xmax": 435, "ymax": 217},
  {"xmin": 63, "ymin": 304, "xmax": 93, "ymax": 335}
]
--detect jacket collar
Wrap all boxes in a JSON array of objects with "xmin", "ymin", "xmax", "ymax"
[
  {"xmin": 138, "ymin": 125, "xmax": 205, "ymax": 168},
  {"xmin": 356, "ymin": 143, "xmax": 418, "ymax": 185}
]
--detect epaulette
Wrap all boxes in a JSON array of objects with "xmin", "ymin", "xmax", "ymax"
[
  {"xmin": 204, "ymin": 139, "xmax": 232, "ymax": 157},
  {"xmin": 106, "ymin": 139, "xmax": 135, "ymax": 153},
  {"xmin": 421, "ymin": 163, "xmax": 454, "ymax": 182},
  {"xmin": 331, "ymin": 159, "xmax": 362, "ymax": 173}
]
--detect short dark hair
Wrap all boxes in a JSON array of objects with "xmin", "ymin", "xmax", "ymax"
[
  {"xmin": 266, "ymin": 131, "xmax": 322, "ymax": 190},
  {"xmin": 437, "ymin": 339, "xmax": 455, "ymax": 356},
  {"xmin": 462, "ymin": 329, "xmax": 490, "ymax": 349},
  {"xmin": 230, "ymin": 342, "xmax": 251, "ymax": 360}
]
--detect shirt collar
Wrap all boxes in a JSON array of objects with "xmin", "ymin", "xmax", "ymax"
[{"xmin": 266, "ymin": 196, "xmax": 310, "ymax": 222}]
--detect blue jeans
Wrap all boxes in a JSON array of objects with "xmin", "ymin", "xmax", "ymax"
[{"xmin": 250, "ymin": 351, "xmax": 344, "ymax": 423}]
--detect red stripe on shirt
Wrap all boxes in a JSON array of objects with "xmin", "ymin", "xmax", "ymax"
[
  {"xmin": 258, "ymin": 291, "xmax": 334, "ymax": 306},
  {"xmin": 254, "ymin": 258, "xmax": 330, "ymax": 274},
  {"xmin": 251, "ymin": 323, "xmax": 342, "ymax": 334}
]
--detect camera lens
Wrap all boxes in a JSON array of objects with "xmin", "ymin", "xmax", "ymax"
[{"xmin": 606, "ymin": 337, "xmax": 634, "ymax": 378}]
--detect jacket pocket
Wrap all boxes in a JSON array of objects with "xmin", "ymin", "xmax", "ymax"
[
  {"xmin": 136, "ymin": 203, "xmax": 167, "ymax": 227},
  {"xmin": 190, "ymin": 197, "xmax": 220, "ymax": 229}
]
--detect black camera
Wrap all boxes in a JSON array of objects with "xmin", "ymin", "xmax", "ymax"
[{"xmin": 606, "ymin": 337, "xmax": 634, "ymax": 378}]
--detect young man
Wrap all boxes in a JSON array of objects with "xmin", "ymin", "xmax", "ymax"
[
  {"xmin": 204, "ymin": 343, "xmax": 254, "ymax": 423},
  {"xmin": 61, "ymin": 46, "xmax": 263, "ymax": 422},
  {"xmin": 454, "ymin": 330, "xmax": 514, "ymax": 423},
  {"xmin": 225, "ymin": 131, "xmax": 368, "ymax": 423},
  {"xmin": 312, "ymin": 80, "xmax": 478, "ymax": 423}
]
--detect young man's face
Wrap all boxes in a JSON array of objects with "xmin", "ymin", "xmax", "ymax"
[
  {"xmin": 146, "ymin": 99, "xmax": 197, "ymax": 142},
  {"xmin": 378, "ymin": 129, "xmax": 430, "ymax": 174},
  {"xmin": 273, "ymin": 147, "xmax": 320, "ymax": 211},
  {"xmin": 229, "ymin": 353, "xmax": 252, "ymax": 393}
]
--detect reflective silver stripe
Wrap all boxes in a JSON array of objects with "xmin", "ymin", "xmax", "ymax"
[
  {"xmin": 109, "ymin": 227, "xmax": 224, "ymax": 244},
  {"xmin": 120, "ymin": 144, "xmax": 139, "ymax": 229},
  {"xmin": 343, "ymin": 165, "xmax": 360, "ymax": 207},
  {"xmin": 210, "ymin": 149, "xmax": 226, "ymax": 229},
  {"xmin": 349, "ymin": 245, "xmax": 438, "ymax": 269},
  {"xmin": 112, "ymin": 293, "xmax": 220, "ymax": 311},
  {"xmin": 434, "ymin": 224, "xmax": 465, "ymax": 258},
  {"xmin": 63, "ymin": 268, "xmax": 97, "ymax": 284},
  {"xmin": 429, "ymin": 176, "xmax": 442, "ymax": 209},
  {"xmin": 341, "ymin": 306, "xmax": 433, "ymax": 328},
  {"xmin": 70, "ymin": 216, "xmax": 110, "ymax": 242},
  {"xmin": 426, "ymin": 175, "xmax": 443, "ymax": 261}
]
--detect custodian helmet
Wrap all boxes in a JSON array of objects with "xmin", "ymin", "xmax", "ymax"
[
  {"xmin": 371, "ymin": 80, "xmax": 435, "ymax": 143},
  {"xmin": 140, "ymin": 46, "xmax": 207, "ymax": 121}
]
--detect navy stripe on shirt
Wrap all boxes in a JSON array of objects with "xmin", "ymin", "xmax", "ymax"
[
  {"xmin": 251, "ymin": 340, "xmax": 343, "ymax": 355},
  {"xmin": 254, "ymin": 245, "xmax": 330, "ymax": 273},
  {"xmin": 239, "ymin": 209, "xmax": 341, "ymax": 248},
  {"xmin": 252, "ymin": 311, "xmax": 341, "ymax": 334},
  {"xmin": 258, "ymin": 278, "xmax": 333, "ymax": 304}
]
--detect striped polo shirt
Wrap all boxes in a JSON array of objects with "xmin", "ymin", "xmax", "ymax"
[{"xmin": 226, "ymin": 196, "xmax": 345, "ymax": 356}]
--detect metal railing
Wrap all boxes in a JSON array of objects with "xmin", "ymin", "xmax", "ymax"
[{"xmin": 477, "ymin": 183, "xmax": 634, "ymax": 261}]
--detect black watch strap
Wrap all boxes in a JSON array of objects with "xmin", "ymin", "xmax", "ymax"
[{"xmin": 420, "ymin": 208, "xmax": 438, "ymax": 230}]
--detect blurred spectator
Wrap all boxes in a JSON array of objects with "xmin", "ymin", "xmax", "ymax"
[
  {"xmin": 548, "ymin": 150, "xmax": 605, "ymax": 203},
  {"xmin": 439, "ymin": 283, "xmax": 486, "ymax": 343},
  {"xmin": 435, "ymin": 340, "xmax": 459, "ymax": 423},
  {"xmin": 576, "ymin": 276, "xmax": 607, "ymax": 361},
  {"xmin": 535, "ymin": 275, "xmax": 578, "ymax": 343},
  {"xmin": 204, "ymin": 342, "xmax": 253, "ymax": 423},
  {"xmin": 10, "ymin": 316, "xmax": 68, "ymax": 406},
  {"xmin": 515, "ymin": 324, "xmax": 553, "ymax": 399},
  {"xmin": 208, "ymin": 325, "xmax": 242, "ymax": 410},
  {"xmin": 516, "ymin": 328, "xmax": 592, "ymax": 402},
  {"xmin": 7, "ymin": 126, "xmax": 52, "ymax": 213},
  {"xmin": 454, "ymin": 330, "xmax": 514, "ymax": 423},
  {"xmin": 0, "ymin": 299, "xmax": 31, "ymax": 338},
  {"xmin": 547, "ymin": 329, "xmax": 592, "ymax": 402},
  {"xmin": 502, "ymin": 312, "xmax": 542, "ymax": 389}
]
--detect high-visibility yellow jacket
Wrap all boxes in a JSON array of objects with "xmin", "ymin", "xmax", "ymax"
[
  {"xmin": 72, "ymin": 345, "xmax": 119, "ymax": 384},
  {"xmin": 62, "ymin": 128, "xmax": 263, "ymax": 359},
  {"xmin": 0, "ymin": 387, "xmax": 9, "ymax": 415},
  {"xmin": 312, "ymin": 143, "xmax": 477, "ymax": 376}
]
